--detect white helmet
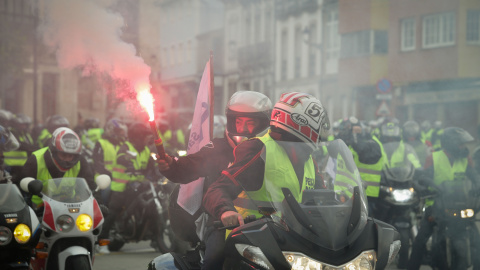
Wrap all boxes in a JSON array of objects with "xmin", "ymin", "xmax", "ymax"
[
  {"xmin": 270, "ymin": 92, "xmax": 330, "ymax": 150},
  {"xmin": 225, "ymin": 91, "xmax": 272, "ymax": 148},
  {"xmin": 49, "ymin": 127, "xmax": 82, "ymax": 169}
]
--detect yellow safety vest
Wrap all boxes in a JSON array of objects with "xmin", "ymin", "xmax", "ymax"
[
  {"xmin": 4, "ymin": 133, "xmax": 34, "ymax": 166},
  {"xmin": 31, "ymin": 147, "xmax": 81, "ymax": 206},
  {"xmin": 425, "ymin": 151, "xmax": 467, "ymax": 207},
  {"xmin": 110, "ymin": 142, "xmax": 151, "ymax": 192},
  {"xmin": 233, "ymin": 134, "xmax": 316, "ymax": 219},
  {"xmin": 37, "ymin": 129, "xmax": 52, "ymax": 148},
  {"xmin": 350, "ymin": 138, "xmax": 383, "ymax": 198}
]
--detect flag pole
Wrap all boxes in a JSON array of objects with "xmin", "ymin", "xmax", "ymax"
[{"xmin": 209, "ymin": 51, "xmax": 214, "ymax": 139}]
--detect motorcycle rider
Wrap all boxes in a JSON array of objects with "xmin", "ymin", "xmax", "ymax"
[
  {"xmin": 403, "ymin": 120, "xmax": 431, "ymax": 167},
  {"xmin": 379, "ymin": 118, "xmax": 422, "ymax": 169},
  {"xmin": 92, "ymin": 118, "xmax": 128, "ymax": 205},
  {"xmin": 420, "ymin": 120, "xmax": 433, "ymax": 144},
  {"xmin": 19, "ymin": 127, "xmax": 96, "ymax": 209},
  {"xmin": 0, "ymin": 125, "xmax": 20, "ymax": 183},
  {"xmin": 97, "ymin": 121, "xmax": 157, "ymax": 253},
  {"xmin": 430, "ymin": 120, "xmax": 444, "ymax": 151},
  {"xmin": 202, "ymin": 92, "xmax": 330, "ymax": 268},
  {"xmin": 407, "ymin": 127, "xmax": 480, "ymax": 270},
  {"xmin": 36, "ymin": 115, "xmax": 70, "ymax": 148},
  {"xmin": 156, "ymin": 90, "xmax": 272, "ymax": 269},
  {"xmin": 81, "ymin": 117, "xmax": 103, "ymax": 152},
  {"xmin": 336, "ymin": 116, "xmax": 383, "ymax": 216},
  {"xmin": 4, "ymin": 113, "xmax": 38, "ymax": 182}
]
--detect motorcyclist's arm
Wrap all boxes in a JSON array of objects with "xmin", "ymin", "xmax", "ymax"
[
  {"xmin": 16, "ymin": 155, "xmax": 38, "ymax": 185},
  {"xmin": 78, "ymin": 156, "xmax": 96, "ymax": 191},
  {"xmin": 159, "ymin": 139, "xmax": 233, "ymax": 184},
  {"xmin": 92, "ymin": 141, "xmax": 112, "ymax": 178},
  {"xmin": 203, "ymin": 139, "xmax": 265, "ymax": 221}
]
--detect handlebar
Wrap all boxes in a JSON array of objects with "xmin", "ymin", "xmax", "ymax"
[{"xmin": 213, "ymin": 215, "xmax": 257, "ymax": 230}]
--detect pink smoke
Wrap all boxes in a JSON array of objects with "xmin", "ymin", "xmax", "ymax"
[{"xmin": 40, "ymin": 0, "xmax": 151, "ymax": 98}]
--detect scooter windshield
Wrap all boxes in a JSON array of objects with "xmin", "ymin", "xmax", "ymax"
[
  {"xmin": 257, "ymin": 139, "xmax": 368, "ymax": 251},
  {"xmin": 0, "ymin": 182, "xmax": 26, "ymax": 212},
  {"xmin": 42, "ymin": 178, "xmax": 92, "ymax": 203}
]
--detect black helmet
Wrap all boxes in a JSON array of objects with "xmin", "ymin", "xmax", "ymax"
[
  {"xmin": 441, "ymin": 127, "xmax": 474, "ymax": 158},
  {"xmin": 403, "ymin": 120, "xmax": 420, "ymax": 140},
  {"xmin": 104, "ymin": 118, "xmax": 128, "ymax": 143},
  {"xmin": 225, "ymin": 91, "xmax": 272, "ymax": 148},
  {"xmin": 128, "ymin": 122, "xmax": 152, "ymax": 149},
  {"xmin": 47, "ymin": 115, "xmax": 70, "ymax": 133},
  {"xmin": 83, "ymin": 117, "xmax": 100, "ymax": 130},
  {"xmin": 0, "ymin": 125, "xmax": 19, "ymax": 152},
  {"xmin": 337, "ymin": 116, "xmax": 360, "ymax": 145},
  {"xmin": 380, "ymin": 118, "xmax": 401, "ymax": 143},
  {"xmin": 11, "ymin": 113, "xmax": 32, "ymax": 132},
  {"xmin": 49, "ymin": 127, "xmax": 82, "ymax": 170}
]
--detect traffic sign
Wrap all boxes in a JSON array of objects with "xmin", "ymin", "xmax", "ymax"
[
  {"xmin": 376, "ymin": 78, "xmax": 393, "ymax": 94},
  {"xmin": 375, "ymin": 101, "xmax": 391, "ymax": 116}
]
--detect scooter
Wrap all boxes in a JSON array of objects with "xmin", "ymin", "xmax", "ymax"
[
  {"xmin": 0, "ymin": 179, "xmax": 43, "ymax": 269},
  {"xmin": 148, "ymin": 139, "xmax": 401, "ymax": 270},
  {"xmin": 376, "ymin": 162, "xmax": 419, "ymax": 268},
  {"xmin": 21, "ymin": 175, "xmax": 111, "ymax": 270}
]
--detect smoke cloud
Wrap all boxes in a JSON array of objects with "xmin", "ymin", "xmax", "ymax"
[{"xmin": 40, "ymin": 0, "xmax": 151, "ymax": 104}]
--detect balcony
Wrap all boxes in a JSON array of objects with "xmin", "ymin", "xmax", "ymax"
[
  {"xmin": 275, "ymin": 0, "xmax": 318, "ymax": 20},
  {"xmin": 238, "ymin": 42, "xmax": 272, "ymax": 70}
]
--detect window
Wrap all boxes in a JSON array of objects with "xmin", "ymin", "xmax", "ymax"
[
  {"xmin": 467, "ymin": 10, "xmax": 480, "ymax": 44},
  {"xmin": 325, "ymin": 10, "xmax": 340, "ymax": 60},
  {"xmin": 281, "ymin": 30, "xmax": 288, "ymax": 80},
  {"xmin": 374, "ymin": 30, "xmax": 388, "ymax": 54},
  {"xmin": 294, "ymin": 27, "xmax": 302, "ymax": 78},
  {"xmin": 341, "ymin": 31, "xmax": 370, "ymax": 57},
  {"xmin": 42, "ymin": 73, "xmax": 58, "ymax": 119},
  {"xmin": 401, "ymin": 17, "xmax": 416, "ymax": 51},
  {"xmin": 308, "ymin": 23, "xmax": 317, "ymax": 77},
  {"xmin": 422, "ymin": 12, "xmax": 455, "ymax": 48}
]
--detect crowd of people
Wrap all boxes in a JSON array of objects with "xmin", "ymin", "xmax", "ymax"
[{"xmin": 0, "ymin": 89, "xmax": 479, "ymax": 269}]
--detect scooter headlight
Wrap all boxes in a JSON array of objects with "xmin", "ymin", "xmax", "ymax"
[
  {"xmin": 13, "ymin": 224, "xmax": 31, "ymax": 244},
  {"xmin": 56, "ymin": 215, "xmax": 74, "ymax": 232},
  {"xmin": 0, "ymin": 226, "xmax": 12, "ymax": 246},
  {"xmin": 283, "ymin": 250, "xmax": 376, "ymax": 270},
  {"xmin": 391, "ymin": 189, "xmax": 414, "ymax": 203},
  {"xmin": 76, "ymin": 214, "xmax": 93, "ymax": 232},
  {"xmin": 235, "ymin": 244, "xmax": 274, "ymax": 269},
  {"xmin": 461, "ymin": 209, "xmax": 475, "ymax": 218}
]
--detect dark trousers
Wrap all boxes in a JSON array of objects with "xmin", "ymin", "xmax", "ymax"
[
  {"xmin": 407, "ymin": 207, "xmax": 435, "ymax": 270},
  {"xmin": 202, "ymin": 227, "xmax": 226, "ymax": 270},
  {"xmin": 99, "ymin": 191, "xmax": 125, "ymax": 239}
]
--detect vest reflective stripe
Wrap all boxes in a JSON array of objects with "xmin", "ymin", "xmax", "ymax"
[
  {"xmin": 4, "ymin": 133, "xmax": 33, "ymax": 166},
  {"xmin": 37, "ymin": 129, "xmax": 52, "ymax": 148},
  {"xmin": 126, "ymin": 141, "xmax": 151, "ymax": 182},
  {"xmin": 350, "ymin": 138, "xmax": 383, "ymax": 198},
  {"xmin": 110, "ymin": 142, "xmax": 151, "ymax": 192},
  {"xmin": 31, "ymin": 147, "xmax": 81, "ymax": 206},
  {"xmin": 425, "ymin": 151, "xmax": 468, "ymax": 207},
  {"xmin": 234, "ymin": 134, "xmax": 315, "ymax": 219}
]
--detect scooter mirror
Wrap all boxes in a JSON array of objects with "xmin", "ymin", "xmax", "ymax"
[
  {"xmin": 95, "ymin": 174, "xmax": 111, "ymax": 191},
  {"xmin": 19, "ymin": 177, "xmax": 43, "ymax": 195}
]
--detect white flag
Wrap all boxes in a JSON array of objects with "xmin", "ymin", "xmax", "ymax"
[{"xmin": 177, "ymin": 59, "xmax": 212, "ymax": 215}]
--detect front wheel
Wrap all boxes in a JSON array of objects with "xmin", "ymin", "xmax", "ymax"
[
  {"xmin": 65, "ymin": 255, "xmax": 91, "ymax": 270},
  {"xmin": 397, "ymin": 228, "xmax": 411, "ymax": 269},
  {"xmin": 154, "ymin": 219, "xmax": 177, "ymax": 253}
]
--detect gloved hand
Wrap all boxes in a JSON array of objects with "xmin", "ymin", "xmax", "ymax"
[{"xmin": 156, "ymin": 154, "xmax": 173, "ymax": 171}]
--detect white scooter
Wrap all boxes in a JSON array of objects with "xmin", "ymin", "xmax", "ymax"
[{"xmin": 21, "ymin": 175, "xmax": 111, "ymax": 270}]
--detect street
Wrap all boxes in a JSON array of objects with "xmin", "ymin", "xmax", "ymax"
[{"xmin": 94, "ymin": 241, "xmax": 159, "ymax": 270}]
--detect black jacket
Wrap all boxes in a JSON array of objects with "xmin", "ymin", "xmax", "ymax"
[{"xmin": 19, "ymin": 148, "xmax": 96, "ymax": 191}]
